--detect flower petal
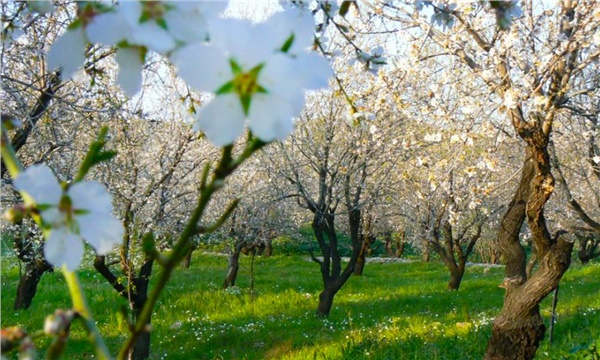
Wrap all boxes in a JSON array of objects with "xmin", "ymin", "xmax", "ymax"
[
  {"xmin": 269, "ymin": 8, "xmax": 316, "ymax": 53},
  {"xmin": 14, "ymin": 164, "xmax": 62, "ymax": 206},
  {"xmin": 115, "ymin": 47, "xmax": 144, "ymax": 97},
  {"xmin": 211, "ymin": 19, "xmax": 275, "ymax": 69},
  {"xmin": 68, "ymin": 181, "xmax": 114, "ymax": 213},
  {"xmin": 195, "ymin": 94, "xmax": 245, "ymax": 146},
  {"xmin": 47, "ymin": 28, "xmax": 87, "ymax": 79},
  {"xmin": 40, "ymin": 208, "xmax": 66, "ymax": 228},
  {"xmin": 171, "ymin": 43, "xmax": 232, "ymax": 92},
  {"xmin": 86, "ymin": 11, "xmax": 131, "ymax": 46},
  {"xmin": 247, "ymin": 93, "xmax": 296, "ymax": 142},
  {"xmin": 292, "ymin": 53, "xmax": 333, "ymax": 90},
  {"xmin": 78, "ymin": 214, "xmax": 123, "ymax": 255},
  {"xmin": 45, "ymin": 227, "xmax": 84, "ymax": 271},
  {"xmin": 131, "ymin": 22, "xmax": 176, "ymax": 54}
]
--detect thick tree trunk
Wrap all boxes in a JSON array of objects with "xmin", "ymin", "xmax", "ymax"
[
  {"xmin": 311, "ymin": 212, "xmax": 359, "ymax": 317},
  {"xmin": 486, "ymin": 236, "xmax": 573, "ymax": 360},
  {"xmin": 14, "ymin": 259, "xmax": 53, "ymax": 310},
  {"xmin": 486, "ymin": 140, "xmax": 574, "ymax": 358},
  {"xmin": 130, "ymin": 258, "xmax": 154, "ymax": 360},
  {"xmin": 384, "ymin": 230, "xmax": 406, "ymax": 258},
  {"xmin": 255, "ymin": 242, "xmax": 265, "ymax": 256},
  {"xmin": 422, "ymin": 247, "xmax": 430, "ymax": 262},
  {"xmin": 264, "ymin": 239, "xmax": 273, "ymax": 257},
  {"xmin": 395, "ymin": 233, "xmax": 405, "ymax": 258}
]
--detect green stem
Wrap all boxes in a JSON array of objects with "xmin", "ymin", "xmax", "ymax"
[
  {"xmin": 1, "ymin": 123, "xmax": 24, "ymax": 177},
  {"xmin": 3, "ymin": 128, "xmax": 112, "ymax": 358},
  {"xmin": 63, "ymin": 268, "xmax": 113, "ymax": 360}
]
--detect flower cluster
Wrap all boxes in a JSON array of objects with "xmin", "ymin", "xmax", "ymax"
[
  {"xmin": 15, "ymin": 1, "xmax": 335, "ymax": 270},
  {"xmin": 47, "ymin": 1, "xmax": 333, "ymax": 146}
]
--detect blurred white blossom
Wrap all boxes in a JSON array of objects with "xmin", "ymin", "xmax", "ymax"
[{"xmin": 14, "ymin": 165, "xmax": 123, "ymax": 271}]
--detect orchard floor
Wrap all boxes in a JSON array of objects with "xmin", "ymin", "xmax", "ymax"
[{"xmin": 1, "ymin": 253, "xmax": 599, "ymax": 359}]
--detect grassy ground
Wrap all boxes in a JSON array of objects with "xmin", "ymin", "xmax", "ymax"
[{"xmin": 1, "ymin": 253, "xmax": 599, "ymax": 359}]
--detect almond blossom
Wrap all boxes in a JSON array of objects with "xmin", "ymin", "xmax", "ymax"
[
  {"xmin": 14, "ymin": 165, "xmax": 123, "ymax": 271},
  {"xmin": 47, "ymin": 1, "xmax": 226, "ymax": 96},
  {"xmin": 171, "ymin": 9, "xmax": 332, "ymax": 146}
]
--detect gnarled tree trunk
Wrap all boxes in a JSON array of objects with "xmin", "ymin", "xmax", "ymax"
[{"xmin": 485, "ymin": 143, "xmax": 573, "ymax": 359}]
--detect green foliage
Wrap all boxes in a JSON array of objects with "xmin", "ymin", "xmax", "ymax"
[
  {"xmin": 567, "ymin": 337, "xmax": 600, "ymax": 360},
  {"xmin": 1, "ymin": 254, "xmax": 599, "ymax": 359},
  {"xmin": 272, "ymin": 235, "xmax": 315, "ymax": 256}
]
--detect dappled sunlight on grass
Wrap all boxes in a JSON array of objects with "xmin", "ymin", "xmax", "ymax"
[{"xmin": 2, "ymin": 253, "xmax": 599, "ymax": 359}]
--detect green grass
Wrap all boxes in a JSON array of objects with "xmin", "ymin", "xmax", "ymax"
[{"xmin": 1, "ymin": 253, "xmax": 599, "ymax": 359}]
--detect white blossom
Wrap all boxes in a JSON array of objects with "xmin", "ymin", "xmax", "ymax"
[
  {"xmin": 14, "ymin": 165, "xmax": 123, "ymax": 271},
  {"xmin": 171, "ymin": 10, "xmax": 332, "ymax": 146},
  {"xmin": 84, "ymin": 1, "xmax": 227, "ymax": 96},
  {"xmin": 47, "ymin": 26, "xmax": 88, "ymax": 80}
]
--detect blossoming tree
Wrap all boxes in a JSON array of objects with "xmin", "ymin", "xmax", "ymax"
[{"xmin": 2, "ymin": 1, "xmax": 332, "ymax": 359}]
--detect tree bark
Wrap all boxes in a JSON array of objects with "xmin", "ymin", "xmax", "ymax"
[
  {"xmin": 312, "ymin": 212, "xmax": 359, "ymax": 317},
  {"xmin": 316, "ymin": 287, "xmax": 337, "ymax": 317},
  {"xmin": 353, "ymin": 212, "xmax": 375, "ymax": 276},
  {"xmin": 14, "ymin": 259, "xmax": 53, "ymax": 310},
  {"xmin": 129, "ymin": 258, "xmax": 154, "ymax": 360},
  {"xmin": 93, "ymin": 255, "xmax": 154, "ymax": 360},
  {"xmin": 264, "ymin": 238, "xmax": 273, "ymax": 257},
  {"xmin": 447, "ymin": 265, "xmax": 464, "ymax": 291},
  {"xmin": 130, "ymin": 307, "xmax": 151, "ymax": 360},
  {"xmin": 13, "ymin": 226, "xmax": 53, "ymax": 310},
  {"xmin": 223, "ymin": 243, "xmax": 243, "ymax": 289},
  {"xmin": 486, "ymin": 141, "xmax": 574, "ymax": 358},
  {"xmin": 353, "ymin": 256, "xmax": 365, "ymax": 276},
  {"xmin": 486, "ymin": 235, "xmax": 573, "ymax": 360}
]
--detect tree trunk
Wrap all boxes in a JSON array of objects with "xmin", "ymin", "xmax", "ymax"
[
  {"xmin": 491, "ymin": 249, "xmax": 501, "ymax": 264},
  {"xmin": 447, "ymin": 263, "xmax": 464, "ymax": 291},
  {"xmin": 422, "ymin": 247, "xmax": 430, "ymax": 262},
  {"xmin": 316, "ymin": 286, "xmax": 336, "ymax": 317},
  {"xmin": 129, "ymin": 257, "xmax": 154, "ymax": 360},
  {"xmin": 180, "ymin": 243, "xmax": 196, "ymax": 269},
  {"xmin": 14, "ymin": 259, "xmax": 53, "ymax": 310},
  {"xmin": 486, "ymin": 139, "xmax": 574, "ymax": 358},
  {"xmin": 353, "ymin": 255, "xmax": 366, "ymax": 276},
  {"xmin": 395, "ymin": 232, "xmax": 405, "ymax": 258},
  {"xmin": 486, "ymin": 236, "xmax": 572, "ymax": 360},
  {"xmin": 130, "ymin": 307, "xmax": 151, "ymax": 360},
  {"xmin": 264, "ymin": 239, "xmax": 273, "ymax": 257},
  {"xmin": 223, "ymin": 244, "xmax": 242, "ymax": 288},
  {"xmin": 255, "ymin": 242, "xmax": 265, "ymax": 256},
  {"xmin": 385, "ymin": 231, "xmax": 405, "ymax": 258}
]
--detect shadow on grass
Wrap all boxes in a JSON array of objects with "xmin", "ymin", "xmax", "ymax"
[{"xmin": 2, "ymin": 254, "xmax": 598, "ymax": 360}]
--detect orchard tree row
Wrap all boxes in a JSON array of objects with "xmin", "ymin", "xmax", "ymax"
[{"xmin": 1, "ymin": 1, "xmax": 598, "ymax": 359}]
